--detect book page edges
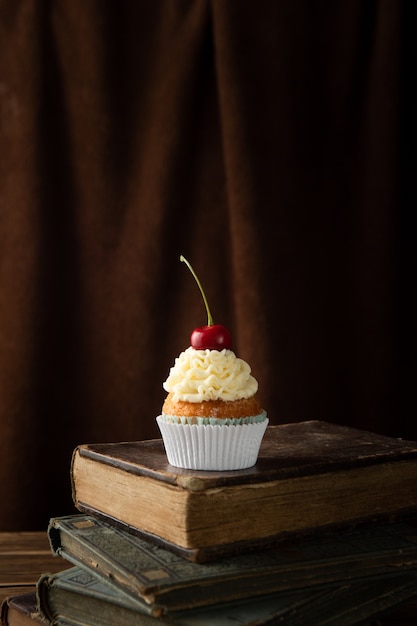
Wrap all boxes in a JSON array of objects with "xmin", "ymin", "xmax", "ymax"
[{"xmin": 71, "ymin": 450, "xmax": 417, "ymax": 549}]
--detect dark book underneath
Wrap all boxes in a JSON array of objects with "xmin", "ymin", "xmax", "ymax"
[
  {"xmin": 1, "ymin": 591, "xmax": 45, "ymax": 625},
  {"xmin": 70, "ymin": 420, "xmax": 417, "ymax": 561},
  {"xmin": 36, "ymin": 566, "xmax": 417, "ymax": 626},
  {"xmin": 48, "ymin": 513, "xmax": 417, "ymax": 616}
]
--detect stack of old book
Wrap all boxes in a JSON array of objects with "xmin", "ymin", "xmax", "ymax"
[{"xmin": 3, "ymin": 420, "xmax": 417, "ymax": 625}]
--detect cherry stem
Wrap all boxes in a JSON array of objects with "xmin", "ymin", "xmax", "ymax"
[{"xmin": 180, "ymin": 255, "xmax": 214, "ymax": 326}]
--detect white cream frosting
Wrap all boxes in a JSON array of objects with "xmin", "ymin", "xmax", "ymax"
[{"xmin": 163, "ymin": 347, "xmax": 258, "ymax": 402}]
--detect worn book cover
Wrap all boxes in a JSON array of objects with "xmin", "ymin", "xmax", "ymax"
[
  {"xmin": 71, "ymin": 420, "xmax": 417, "ymax": 561},
  {"xmin": 47, "ymin": 513, "xmax": 417, "ymax": 615},
  {"xmin": 36, "ymin": 565, "xmax": 417, "ymax": 626},
  {"xmin": 36, "ymin": 565, "xmax": 323, "ymax": 625},
  {"xmin": 1, "ymin": 591, "xmax": 46, "ymax": 625}
]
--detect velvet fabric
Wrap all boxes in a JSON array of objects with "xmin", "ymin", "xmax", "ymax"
[{"xmin": 0, "ymin": 1, "xmax": 415, "ymax": 530}]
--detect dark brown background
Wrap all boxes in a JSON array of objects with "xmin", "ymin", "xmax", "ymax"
[{"xmin": 0, "ymin": 0, "xmax": 415, "ymax": 531}]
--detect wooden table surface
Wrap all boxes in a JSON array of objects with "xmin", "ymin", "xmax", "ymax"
[
  {"xmin": 1, "ymin": 531, "xmax": 417, "ymax": 625},
  {"xmin": 0, "ymin": 531, "xmax": 70, "ymax": 605}
]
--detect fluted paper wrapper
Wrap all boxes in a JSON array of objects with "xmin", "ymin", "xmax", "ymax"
[{"xmin": 156, "ymin": 415, "xmax": 269, "ymax": 470}]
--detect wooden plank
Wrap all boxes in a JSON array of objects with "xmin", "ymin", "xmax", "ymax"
[
  {"xmin": 0, "ymin": 584, "xmax": 36, "ymax": 604},
  {"xmin": 0, "ymin": 532, "xmax": 51, "ymax": 553},
  {"xmin": 0, "ymin": 532, "xmax": 70, "ymax": 604}
]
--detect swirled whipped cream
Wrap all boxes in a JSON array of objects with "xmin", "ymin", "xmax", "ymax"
[{"xmin": 163, "ymin": 347, "xmax": 258, "ymax": 402}]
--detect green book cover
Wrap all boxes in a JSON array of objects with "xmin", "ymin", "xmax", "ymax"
[
  {"xmin": 48, "ymin": 513, "xmax": 417, "ymax": 615},
  {"xmin": 36, "ymin": 565, "xmax": 327, "ymax": 625},
  {"xmin": 36, "ymin": 566, "xmax": 417, "ymax": 626}
]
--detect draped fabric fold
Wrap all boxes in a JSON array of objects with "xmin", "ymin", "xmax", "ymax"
[{"xmin": 0, "ymin": 0, "xmax": 415, "ymax": 530}]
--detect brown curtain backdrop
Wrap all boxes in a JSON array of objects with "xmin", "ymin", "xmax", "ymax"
[{"xmin": 0, "ymin": 0, "xmax": 415, "ymax": 531}]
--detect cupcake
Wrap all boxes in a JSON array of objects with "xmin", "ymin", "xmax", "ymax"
[{"xmin": 156, "ymin": 256, "xmax": 268, "ymax": 470}]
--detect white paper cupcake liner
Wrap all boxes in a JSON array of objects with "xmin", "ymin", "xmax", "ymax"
[
  {"xmin": 160, "ymin": 411, "xmax": 267, "ymax": 426},
  {"xmin": 156, "ymin": 415, "xmax": 269, "ymax": 471}
]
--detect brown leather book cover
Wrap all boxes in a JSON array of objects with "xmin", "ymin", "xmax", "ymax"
[
  {"xmin": 70, "ymin": 420, "xmax": 417, "ymax": 562},
  {"xmin": 1, "ymin": 591, "xmax": 45, "ymax": 625}
]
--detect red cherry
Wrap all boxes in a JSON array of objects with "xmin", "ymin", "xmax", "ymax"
[
  {"xmin": 191, "ymin": 324, "xmax": 232, "ymax": 350},
  {"xmin": 180, "ymin": 255, "xmax": 233, "ymax": 351}
]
